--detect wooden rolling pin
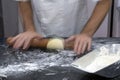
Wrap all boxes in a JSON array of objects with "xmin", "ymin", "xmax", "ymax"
[{"xmin": 6, "ymin": 37, "xmax": 74, "ymax": 50}]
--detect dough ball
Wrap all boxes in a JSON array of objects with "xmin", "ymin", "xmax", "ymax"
[{"xmin": 47, "ymin": 38, "xmax": 64, "ymax": 49}]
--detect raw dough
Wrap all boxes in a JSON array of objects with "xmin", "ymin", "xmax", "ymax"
[{"xmin": 47, "ymin": 38, "xmax": 64, "ymax": 49}]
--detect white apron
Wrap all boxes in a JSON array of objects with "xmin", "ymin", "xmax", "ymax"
[
  {"xmin": 16, "ymin": 0, "xmax": 100, "ymax": 37},
  {"xmin": 31, "ymin": 0, "xmax": 89, "ymax": 37}
]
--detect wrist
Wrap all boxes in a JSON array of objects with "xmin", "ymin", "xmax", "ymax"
[
  {"xmin": 24, "ymin": 26, "xmax": 36, "ymax": 32},
  {"xmin": 80, "ymin": 31, "xmax": 93, "ymax": 37},
  {"xmin": 80, "ymin": 26, "xmax": 96, "ymax": 37}
]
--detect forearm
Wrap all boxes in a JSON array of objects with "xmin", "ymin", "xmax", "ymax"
[
  {"xmin": 81, "ymin": 0, "xmax": 112, "ymax": 37},
  {"xmin": 19, "ymin": 1, "xmax": 35, "ymax": 31}
]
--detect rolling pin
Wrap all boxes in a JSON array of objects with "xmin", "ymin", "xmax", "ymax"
[{"xmin": 6, "ymin": 37, "xmax": 74, "ymax": 50}]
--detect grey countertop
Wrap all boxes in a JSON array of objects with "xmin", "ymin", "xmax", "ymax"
[{"xmin": 0, "ymin": 37, "xmax": 120, "ymax": 80}]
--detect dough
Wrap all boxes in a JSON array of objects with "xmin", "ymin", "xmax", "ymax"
[{"xmin": 47, "ymin": 38, "xmax": 64, "ymax": 49}]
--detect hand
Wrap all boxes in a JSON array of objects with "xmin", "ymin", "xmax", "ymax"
[
  {"xmin": 65, "ymin": 34, "xmax": 92, "ymax": 55},
  {"xmin": 9, "ymin": 31, "xmax": 42, "ymax": 50}
]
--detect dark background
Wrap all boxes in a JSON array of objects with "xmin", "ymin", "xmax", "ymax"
[{"xmin": 0, "ymin": 0, "xmax": 4, "ymax": 38}]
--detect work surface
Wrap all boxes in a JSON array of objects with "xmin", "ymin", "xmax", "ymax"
[{"xmin": 0, "ymin": 38, "xmax": 120, "ymax": 80}]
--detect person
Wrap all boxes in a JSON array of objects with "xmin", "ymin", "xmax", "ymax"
[{"xmin": 10, "ymin": 0, "xmax": 111, "ymax": 55}]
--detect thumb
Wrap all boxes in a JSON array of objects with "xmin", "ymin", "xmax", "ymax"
[
  {"xmin": 34, "ymin": 35, "xmax": 43, "ymax": 40},
  {"xmin": 65, "ymin": 36, "xmax": 76, "ymax": 43}
]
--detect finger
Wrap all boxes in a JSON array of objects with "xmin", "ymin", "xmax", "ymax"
[
  {"xmin": 9, "ymin": 35, "xmax": 20, "ymax": 45},
  {"xmin": 6, "ymin": 37, "xmax": 13, "ymax": 45},
  {"xmin": 23, "ymin": 38, "xmax": 31, "ymax": 50},
  {"xmin": 74, "ymin": 38, "xmax": 80, "ymax": 54},
  {"xmin": 13, "ymin": 36, "xmax": 25, "ymax": 49},
  {"xmin": 34, "ymin": 35, "xmax": 43, "ymax": 40},
  {"xmin": 77, "ymin": 41, "xmax": 84, "ymax": 55},
  {"xmin": 81, "ymin": 42, "xmax": 88, "ymax": 54},
  {"xmin": 65, "ymin": 36, "xmax": 75, "ymax": 42},
  {"xmin": 87, "ymin": 40, "xmax": 92, "ymax": 51}
]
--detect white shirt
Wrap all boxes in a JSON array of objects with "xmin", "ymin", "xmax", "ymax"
[{"xmin": 15, "ymin": 0, "xmax": 99, "ymax": 37}]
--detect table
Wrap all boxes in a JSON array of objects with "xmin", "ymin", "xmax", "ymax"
[{"xmin": 0, "ymin": 38, "xmax": 120, "ymax": 80}]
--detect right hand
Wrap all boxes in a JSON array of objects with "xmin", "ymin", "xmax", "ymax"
[
  {"xmin": 8, "ymin": 31, "xmax": 43, "ymax": 50},
  {"xmin": 65, "ymin": 33, "xmax": 92, "ymax": 55}
]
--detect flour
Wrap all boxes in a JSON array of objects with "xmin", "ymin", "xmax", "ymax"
[
  {"xmin": 85, "ymin": 45, "xmax": 120, "ymax": 73},
  {"xmin": 85, "ymin": 55, "xmax": 120, "ymax": 73},
  {"xmin": 0, "ymin": 49, "xmax": 75, "ymax": 76}
]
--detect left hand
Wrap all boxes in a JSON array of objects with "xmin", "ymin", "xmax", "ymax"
[{"xmin": 65, "ymin": 34, "xmax": 92, "ymax": 55}]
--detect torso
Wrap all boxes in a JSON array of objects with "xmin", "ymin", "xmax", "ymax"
[{"xmin": 31, "ymin": 0, "xmax": 89, "ymax": 37}]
